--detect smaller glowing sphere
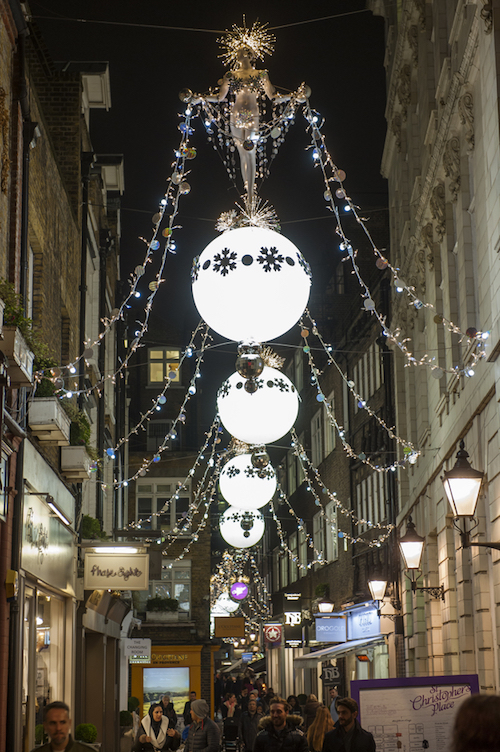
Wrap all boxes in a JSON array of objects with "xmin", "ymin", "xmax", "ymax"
[
  {"xmin": 217, "ymin": 366, "xmax": 299, "ymax": 445},
  {"xmin": 220, "ymin": 453, "xmax": 276, "ymax": 510},
  {"xmin": 191, "ymin": 226, "xmax": 312, "ymax": 343},
  {"xmin": 219, "ymin": 507, "xmax": 265, "ymax": 549},
  {"xmin": 230, "ymin": 582, "xmax": 249, "ymax": 600}
]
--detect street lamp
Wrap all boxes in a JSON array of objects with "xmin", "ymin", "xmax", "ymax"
[
  {"xmin": 398, "ymin": 517, "xmax": 444, "ymax": 600},
  {"xmin": 367, "ymin": 578, "xmax": 387, "ymax": 602},
  {"xmin": 441, "ymin": 440, "xmax": 500, "ymax": 550},
  {"xmin": 317, "ymin": 597, "xmax": 335, "ymax": 613}
]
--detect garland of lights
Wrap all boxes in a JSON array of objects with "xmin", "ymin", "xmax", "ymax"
[
  {"xmin": 299, "ymin": 313, "xmax": 420, "ymax": 469},
  {"xmin": 290, "ymin": 428, "xmax": 394, "ymax": 545},
  {"xmin": 301, "ymin": 99, "xmax": 489, "ymax": 377},
  {"xmin": 34, "ymin": 108, "xmax": 199, "ymax": 398},
  {"xmin": 113, "ymin": 325, "xmax": 213, "ymax": 487},
  {"xmin": 268, "ymin": 494, "xmax": 325, "ymax": 569}
]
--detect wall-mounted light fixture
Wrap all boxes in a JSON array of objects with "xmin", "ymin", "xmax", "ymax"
[
  {"xmin": 399, "ymin": 517, "xmax": 444, "ymax": 601},
  {"xmin": 441, "ymin": 440, "xmax": 500, "ymax": 550}
]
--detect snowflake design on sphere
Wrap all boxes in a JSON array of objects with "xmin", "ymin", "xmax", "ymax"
[
  {"xmin": 217, "ymin": 381, "xmax": 230, "ymax": 399},
  {"xmin": 244, "ymin": 466, "xmax": 257, "ymax": 478},
  {"xmin": 191, "ymin": 255, "xmax": 200, "ymax": 283},
  {"xmin": 297, "ymin": 252, "xmax": 312, "ymax": 279},
  {"xmin": 213, "ymin": 247, "xmax": 237, "ymax": 276},
  {"xmin": 226, "ymin": 466, "xmax": 240, "ymax": 478},
  {"xmin": 273, "ymin": 378, "xmax": 290, "ymax": 392},
  {"xmin": 258, "ymin": 246, "xmax": 284, "ymax": 272}
]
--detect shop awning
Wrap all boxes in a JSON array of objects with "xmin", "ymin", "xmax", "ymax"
[
  {"xmin": 293, "ymin": 636, "xmax": 386, "ymax": 669},
  {"xmin": 222, "ymin": 658, "xmax": 243, "ymax": 673}
]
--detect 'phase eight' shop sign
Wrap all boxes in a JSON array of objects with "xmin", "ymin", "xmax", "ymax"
[{"xmin": 84, "ymin": 552, "xmax": 150, "ymax": 590}]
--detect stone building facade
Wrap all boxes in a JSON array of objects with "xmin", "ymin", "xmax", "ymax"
[{"xmin": 372, "ymin": 0, "xmax": 500, "ymax": 690}]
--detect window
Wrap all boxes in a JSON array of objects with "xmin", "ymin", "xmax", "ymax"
[
  {"xmin": 324, "ymin": 391, "xmax": 336, "ymax": 455},
  {"xmin": 153, "ymin": 559, "xmax": 191, "ymax": 615},
  {"xmin": 289, "ymin": 532, "xmax": 298, "ymax": 582},
  {"xmin": 147, "ymin": 420, "xmax": 174, "ymax": 452},
  {"xmin": 280, "ymin": 550, "xmax": 288, "ymax": 588},
  {"xmin": 313, "ymin": 512, "xmax": 325, "ymax": 567},
  {"xmin": 293, "ymin": 348, "xmax": 304, "ymax": 393},
  {"xmin": 325, "ymin": 501, "xmax": 338, "ymax": 562},
  {"xmin": 299, "ymin": 528, "xmax": 308, "ymax": 572},
  {"xmin": 287, "ymin": 450, "xmax": 297, "ymax": 496},
  {"xmin": 297, "ymin": 432, "xmax": 306, "ymax": 486},
  {"xmin": 311, "ymin": 409, "xmax": 324, "ymax": 467},
  {"xmin": 273, "ymin": 548, "xmax": 280, "ymax": 590},
  {"xmin": 148, "ymin": 348, "xmax": 181, "ymax": 385},
  {"xmin": 135, "ymin": 478, "xmax": 191, "ymax": 532}
]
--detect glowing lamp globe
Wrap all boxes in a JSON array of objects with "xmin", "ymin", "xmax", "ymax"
[
  {"xmin": 217, "ymin": 366, "xmax": 299, "ymax": 445},
  {"xmin": 219, "ymin": 507, "xmax": 265, "ymax": 549},
  {"xmin": 220, "ymin": 453, "xmax": 277, "ymax": 510},
  {"xmin": 230, "ymin": 582, "xmax": 249, "ymax": 600},
  {"xmin": 191, "ymin": 226, "xmax": 312, "ymax": 343}
]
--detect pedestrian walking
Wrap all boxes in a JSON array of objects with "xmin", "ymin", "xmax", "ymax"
[
  {"xmin": 183, "ymin": 691, "xmax": 197, "ymax": 727},
  {"xmin": 239, "ymin": 699, "xmax": 260, "ymax": 751},
  {"xmin": 30, "ymin": 701, "xmax": 94, "ymax": 752},
  {"xmin": 306, "ymin": 707, "xmax": 334, "ymax": 752},
  {"xmin": 303, "ymin": 695, "xmax": 322, "ymax": 730},
  {"xmin": 450, "ymin": 693, "xmax": 500, "ymax": 752},
  {"xmin": 328, "ymin": 689, "xmax": 338, "ymax": 724},
  {"xmin": 321, "ymin": 698, "xmax": 375, "ymax": 752},
  {"xmin": 134, "ymin": 703, "xmax": 181, "ymax": 752},
  {"xmin": 254, "ymin": 697, "xmax": 308, "ymax": 752},
  {"xmin": 160, "ymin": 695, "xmax": 178, "ymax": 729},
  {"xmin": 185, "ymin": 699, "xmax": 221, "ymax": 752}
]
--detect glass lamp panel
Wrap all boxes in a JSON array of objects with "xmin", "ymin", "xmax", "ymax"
[
  {"xmin": 443, "ymin": 476, "xmax": 482, "ymax": 517},
  {"xmin": 399, "ymin": 540, "xmax": 423, "ymax": 570},
  {"xmin": 368, "ymin": 580, "xmax": 387, "ymax": 601}
]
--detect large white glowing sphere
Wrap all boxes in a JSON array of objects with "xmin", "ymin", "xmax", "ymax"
[
  {"xmin": 191, "ymin": 226, "xmax": 312, "ymax": 343},
  {"xmin": 220, "ymin": 454, "xmax": 277, "ymax": 510},
  {"xmin": 219, "ymin": 507, "xmax": 265, "ymax": 549},
  {"xmin": 217, "ymin": 366, "xmax": 299, "ymax": 445}
]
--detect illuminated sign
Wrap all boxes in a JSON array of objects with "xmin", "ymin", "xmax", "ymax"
[
  {"xmin": 230, "ymin": 582, "xmax": 249, "ymax": 600},
  {"xmin": 84, "ymin": 552, "xmax": 149, "ymax": 590},
  {"xmin": 315, "ymin": 617, "xmax": 347, "ymax": 643},
  {"xmin": 264, "ymin": 624, "xmax": 282, "ymax": 643},
  {"xmin": 347, "ymin": 606, "xmax": 380, "ymax": 640}
]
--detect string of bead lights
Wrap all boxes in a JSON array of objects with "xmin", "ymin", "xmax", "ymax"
[
  {"xmin": 301, "ymin": 99, "xmax": 490, "ymax": 378},
  {"xmin": 299, "ymin": 313, "xmax": 420, "ymax": 470}
]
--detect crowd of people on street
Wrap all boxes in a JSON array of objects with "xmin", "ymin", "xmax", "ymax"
[{"xmin": 32, "ymin": 683, "xmax": 500, "ymax": 752}]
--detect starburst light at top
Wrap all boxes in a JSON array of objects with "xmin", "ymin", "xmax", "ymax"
[{"xmin": 218, "ymin": 19, "xmax": 275, "ymax": 67}]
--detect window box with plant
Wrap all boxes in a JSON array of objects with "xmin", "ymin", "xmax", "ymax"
[
  {"xmin": 145, "ymin": 596, "xmax": 180, "ymax": 622},
  {"xmin": 29, "ymin": 377, "xmax": 71, "ymax": 446},
  {"xmin": 0, "ymin": 279, "xmax": 38, "ymax": 387},
  {"xmin": 60, "ymin": 403, "xmax": 97, "ymax": 482}
]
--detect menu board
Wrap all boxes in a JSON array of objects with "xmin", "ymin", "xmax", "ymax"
[{"xmin": 351, "ymin": 674, "xmax": 479, "ymax": 751}]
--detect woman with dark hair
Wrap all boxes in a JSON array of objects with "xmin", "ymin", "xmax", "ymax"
[
  {"xmin": 303, "ymin": 694, "xmax": 322, "ymax": 730},
  {"xmin": 133, "ymin": 703, "xmax": 181, "ymax": 752},
  {"xmin": 451, "ymin": 694, "xmax": 500, "ymax": 752},
  {"xmin": 221, "ymin": 692, "xmax": 241, "ymax": 719},
  {"xmin": 307, "ymin": 706, "xmax": 334, "ymax": 752},
  {"xmin": 287, "ymin": 696, "xmax": 302, "ymax": 717}
]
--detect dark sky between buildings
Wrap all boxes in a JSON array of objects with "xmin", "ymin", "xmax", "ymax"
[{"xmin": 32, "ymin": 1, "xmax": 389, "ymax": 433}]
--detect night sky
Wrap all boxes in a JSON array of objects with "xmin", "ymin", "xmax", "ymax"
[{"xmin": 32, "ymin": 1, "xmax": 389, "ymax": 432}]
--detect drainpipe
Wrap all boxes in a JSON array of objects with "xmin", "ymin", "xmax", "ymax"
[{"xmin": 78, "ymin": 153, "xmax": 94, "ymax": 407}]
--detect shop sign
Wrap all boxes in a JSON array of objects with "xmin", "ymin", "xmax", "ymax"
[
  {"xmin": 124, "ymin": 638, "xmax": 151, "ymax": 659},
  {"xmin": 347, "ymin": 605, "xmax": 380, "ymax": 640},
  {"xmin": 264, "ymin": 624, "xmax": 282, "ymax": 644},
  {"xmin": 84, "ymin": 552, "xmax": 149, "ymax": 590},
  {"xmin": 214, "ymin": 616, "xmax": 245, "ymax": 638},
  {"xmin": 21, "ymin": 497, "xmax": 75, "ymax": 594},
  {"xmin": 242, "ymin": 652, "xmax": 253, "ymax": 662},
  {"xmin": 315, "ymin": 616, "xmax": 347, "ymax": 643},
  {"xmin": 320, "ymin": 664, "xmax": 341, "ymax": 682}
]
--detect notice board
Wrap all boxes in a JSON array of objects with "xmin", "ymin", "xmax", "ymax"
[{"xmin": 351, "ymin": 674, "xmax": 479, "ymax": 751}]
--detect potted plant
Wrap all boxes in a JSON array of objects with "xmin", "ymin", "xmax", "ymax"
[
  {"xmin": 75, "ymin": 723, "xmax": 98, "ymax": 748},
  {"xmin": 60, "ymin": 403, "xmax": 95, "ymax": 481},
  {"xmin": 145, "ymin": 596, "xmax": 180, "ymax": 622},
  {"xmin": 29, "ymin": 355, "xmax": 72, "ymax": 445},
  {"xmin": 0, "ymin": 278, "xmax": 36, "ymax": 386},
  {"xmin": 35, "ymin": 724, "xmax": 47, "ymax": 746},
  {"xmin": 81, "ymin": 514, "xmax": 107, "ymax": 540}
]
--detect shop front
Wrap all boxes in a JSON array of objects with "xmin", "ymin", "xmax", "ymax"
[
  {"xmin": 18, "ymin": 443, "xmax": 77, "ymax": 752},
  {"xmin": 130, "ymin": 645, "xmax": 208, "ymax": 719},
  {"xmin": 293, "ymin": 603, "xmax": 394, "ymax": 697}
]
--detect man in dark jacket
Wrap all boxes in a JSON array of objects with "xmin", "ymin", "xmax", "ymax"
[
  {"xmin": 239, "ymin": 699, "xmax": 260, "ymax": 751},
  {"xmin": 183, "ymin": 691, "xmax": 197, "ymax": 727},
  {"xmin": 31, "ymin": 701, "xmax": 93, "ymax": 752},
  {"xmin": 321, "ymin": 698, "xmax": 375, "ymax": 752},
  {"xmin": 161, "ymin": 695, "xmax": 178, "ymax": 728},
  {"xmin": 254, "ymin": 697, "xmax": 308, "ymax": 752},
  {"xmin": 185, "ymin": 699, "xmax": 221, "ymax": 752}
]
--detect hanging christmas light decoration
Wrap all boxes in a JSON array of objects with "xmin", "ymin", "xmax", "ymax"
[
  {"xmin": 217, "ymin": 365, "xmax": 299, "ymax": 445},
  {"xmin": 219, "ymin": 507, "xmax": 265, "ymax": 548},
  {"xmin": 191, "ymin": 226, "xmax": 311, "ymax": 343},
  {"xmin": 219, "ymin": 453, "xmax": 276, "ymax": 510}
]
